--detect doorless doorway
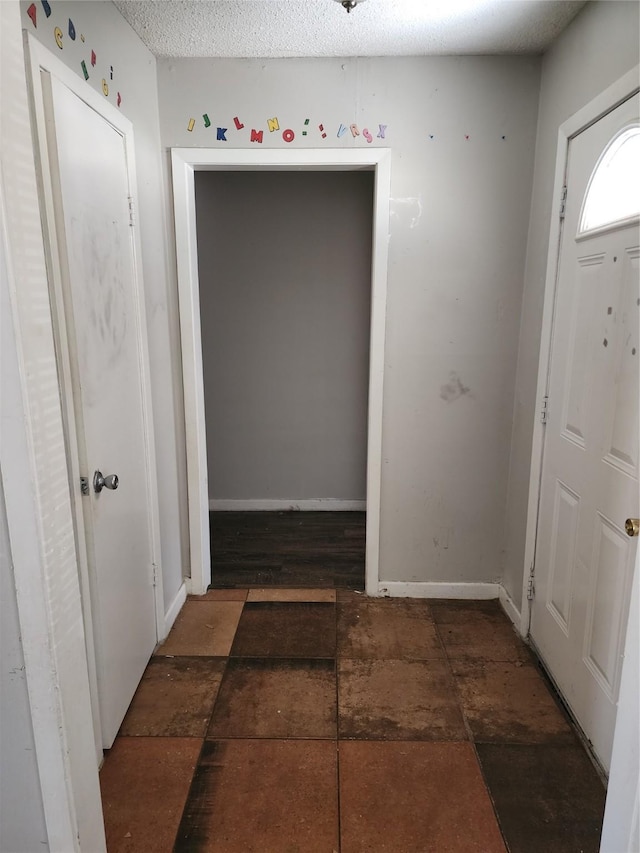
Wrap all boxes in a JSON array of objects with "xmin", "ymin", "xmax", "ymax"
[{"xmin": 171, "ymin": 149, "xmax": 391, "ymax": 596}]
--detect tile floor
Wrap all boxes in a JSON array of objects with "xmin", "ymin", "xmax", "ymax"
[{"xmin": 100, "ymin": 590, "xmax": 606, "ymax": 853}]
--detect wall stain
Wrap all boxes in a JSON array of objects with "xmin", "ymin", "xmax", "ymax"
[{"xmin": 440, "ymin": 371, "xmax": 471, "ymax": 403}]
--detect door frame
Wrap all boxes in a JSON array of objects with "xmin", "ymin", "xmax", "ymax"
[
  {"xmin": 171, "ymin": 147, "xmax": 391, "ymax": 596},
  {"xmin": 25, "ymin": 35, "xmax": 166, "ymax": 747},
  {"xmin": 520, "ymin": 66, "xmax": 640, "ymax": 637}
]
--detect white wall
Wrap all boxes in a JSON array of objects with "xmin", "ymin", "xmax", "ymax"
[
  {"xmin": 196, "ymin": 170, "xmax": 373, "ymax": 502},
  {"xmin": 159, "ymin": 56, "xmax": 540, "ymax": 585},
  {"xmin": 503, "ymin": 0, "xmax": 640, "ymax": 611},
  {"xmin": 20, "ymin": 0, "xmax": 186, "ymax": 611}
]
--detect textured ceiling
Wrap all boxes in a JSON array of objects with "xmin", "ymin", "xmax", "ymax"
[{"xmin": 113, "ymin": 0, "xmax": 587, "ymax": 59}]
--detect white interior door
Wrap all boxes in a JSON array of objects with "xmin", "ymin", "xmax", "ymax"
[
  {"xmin": 531, "ymin": 95, "xmax": 639, "ymax": 772},
  {"xmin": 41, "ymin": 73, "xmax": 160, "ymax": 749}
]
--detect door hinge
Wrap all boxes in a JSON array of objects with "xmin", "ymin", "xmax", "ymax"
[
  {"xmin": 152, "ymin": 562, "xmax": 158, "ymax": 587},
  {"xmin": 128, "ymin": 196, "xmax": 135, "ymax": 227},
  {"xmin": 527, "ymin": 565, "xmax": 535, "ymax": 601},
  {"xmin": 559, "ymin": 185, "xmax": 567, "ymax": 220},
  {"xmin": 540, "ymin": 394, "xmax": 549, "ymax": 424}
]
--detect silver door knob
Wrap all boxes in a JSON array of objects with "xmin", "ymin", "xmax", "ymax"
[{"xmin": 93, "ymin": 470, "xmax": 119, "ymax": 494}]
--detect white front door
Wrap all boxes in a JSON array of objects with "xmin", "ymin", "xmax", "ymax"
[
  {"xmin": 40, "ymin": 72, "xmax": 160, "ymax": 748},
  {"xmin": 531, "ymin": 95, "xmax": 639, "ymax": 772}
]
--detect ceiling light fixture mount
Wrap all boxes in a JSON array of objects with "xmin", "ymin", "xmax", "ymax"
[{"xmin": 334, "ymin": 0, "xmax": 366, "ymax": 12}]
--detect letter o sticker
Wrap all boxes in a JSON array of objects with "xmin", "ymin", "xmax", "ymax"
[
  {"xmin": 282, "ymin": 129, "xmax": 295, "ymax": 143},
  {"xmin": 54, "ymin": 26, "xmax": 63, "ymax": 48},
  {"xmin": 102, "ymin": 79, "xmax": 109, "ymax": 97}
]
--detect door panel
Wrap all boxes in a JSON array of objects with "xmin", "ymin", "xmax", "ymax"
[
  {"xmin": 531, "ymin": 94, "xmax": 639, "ymax": 772},
  {"xmin": 45, "ymin": 76, "xmax": 157, "ymax": 748}
]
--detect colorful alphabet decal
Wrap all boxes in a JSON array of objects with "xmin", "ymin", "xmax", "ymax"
[
  {"xmin": 25, "ymin": 0, "xmax": 122, "ymax": 109},
  {"xmin": 185, "ymin": 114, "xmax": 390, "ymax": 145}
]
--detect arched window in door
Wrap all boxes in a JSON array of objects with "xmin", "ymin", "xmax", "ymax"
[{"xmin": 579, "ymin": 123, "xmax": 640, "ymax": 234}]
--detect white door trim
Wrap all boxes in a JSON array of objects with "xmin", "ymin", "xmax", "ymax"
[
  {"xmin": 25, "ymin": 34, "xmax": 165, "ymax": 723},
  {"xmin": 600, "ymin": 549, "xmax": 640, "ymax": 852},
  {"xmin": 520, "ymin": 66, "xmax": 640, "ymax": 637},
  {"xmin": 171, "ymin": 147, "xmax": 391, "ymax": 597}
]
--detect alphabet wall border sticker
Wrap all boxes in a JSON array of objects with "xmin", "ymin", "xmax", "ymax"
[
  {"xmin": 25, "ymin": 0, "xmax": 123, "ymax": 110},
  {"xmin": 185, "ymin": 114, "xmax": 389, "ymax": 145}
]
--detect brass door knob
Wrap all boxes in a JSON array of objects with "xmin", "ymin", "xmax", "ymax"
[{"xmin": 625, "ymin": 518, "xmax": 639, "ymax": 537}]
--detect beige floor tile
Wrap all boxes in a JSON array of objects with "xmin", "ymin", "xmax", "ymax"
[
  {"xmin": 119, "ymin": 657, "xmax": 226, "ymax": 737},
  {"xmin": 432, "ymin": 601, "xmax": 531, "ymax": 662},
  {"xmin": 340, "ymin": 741, "xmax": 506, "ymax": 853},
  {"xmin": 452, "ymin": 659, "xmax": 576, "ymax": 743},
  {"xmin": 209, "ymin": 657, "xmax": 337, "ymax": 739},
  {"xmin": 156, "ymin": 601, "xmax": 243, "ymax": 657},
  {"xmin": 100, "ymin": 737, "xmax": 201, "ymax": 853},
  {"xmin": 338, "ymin": 597, "xmax": 443, "ymax": 659},
  {"xmin": 189, "ymin": 589, "xmax": 248, "ymax": 601},
  {"xmin": 339, "ymin": 658, "xmax": 467, "ymax": 740},
  {"xmin": 247, "ymin": 587, "xmax": 336, "ymax": 602},
  {"xmin": 174, "ymin": 740, "xmax": 339, "ymax": 852}
]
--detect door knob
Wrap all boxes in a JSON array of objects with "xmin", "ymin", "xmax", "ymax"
[
  {"xmin": 93, "ymin": 470, "xmax": 119, "ymax": 494},
  {"xmin": 625, "ymin": 518, "xmax": 639, "ymax": 537}
]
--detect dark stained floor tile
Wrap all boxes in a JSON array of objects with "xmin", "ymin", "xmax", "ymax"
[
  {"xmin": 230, "ymin": 601, "xmax": 336, "ymax": 658},
  {"xmin": 210, "ymin": 510, "xmax": 365, "ymax": 590},
  {"xmin": 338, "ymin": 658, "xmax": 467, "ymax": 740},
  {"xmin": 476, "ymin": 744, "xmax": 606, "ymax": 853},
  {"xmin": 338, "ymin": 597, "xmax": 443, "ymax": 660},
  {"xmin": 452, "ymin": 660, "xmax": 576, "ymax": 744},
  {"xmin": 174, "ymin": 739, "xmax": 339, "ymax": 852},
  {"xmin": 432, "ymin": 602, "xmax": 532, "ymax": 662},
  {"xmin": 119, "ymin": 657, "xmax": 225, "ymax": 738},
  {"xmin": 100, "ymin": 737, "xmax": 201, "ymax": 853},
  {"xmin": 157, "ymin": 601, "xmax": 243, "ymax": 657},
  {"xmin": 208, "ymin": 657, "xmax": 337, "ymax": 739},
  {"xmin": 340, "ymin": 741, "xmax": 506, "ymax": 853},
  {"xmin": 430, "ymin": 598, "xmax": 505, "ymax": 614}
]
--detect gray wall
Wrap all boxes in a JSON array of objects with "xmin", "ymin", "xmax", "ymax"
[
  {"xmin": 0, "ymin": 480, "xmax": 49, "ymax": 853},
  {"xmin": 195, "ymin": 170, "xmax": 373, "ymax": 502},
  {"xmin": 21, "ymin": 0, "xmax": 186, "ymax": 612},
  {"xmin": 503, "ymin": 0, "xmax": 640, "ymax": 610},
  {"xmin": 159, "ymin": 56, "xmax": 541, "ymax": 585}
]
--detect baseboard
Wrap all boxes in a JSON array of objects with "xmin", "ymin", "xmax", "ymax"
[
  {"xmin": 498, "ymin": 586, "xmax": 523, "ymax": 634},
  {"xmin": 163, "ymin": 581, "xmax": 187, "ymax": 639},
  {"xmin": 376, "ymin": 581, "xmax": 501, "ymax": 599},
  {"xmin": 209, "ymin": 499, "xmax": 366, "ymax": 511}
]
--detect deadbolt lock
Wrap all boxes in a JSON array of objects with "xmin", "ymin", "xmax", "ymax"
[{"xmin": 625, "ymin": 518, "xmax": 639, "ymax": 538}]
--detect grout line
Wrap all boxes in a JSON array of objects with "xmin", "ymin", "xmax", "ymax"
[
  {"xmin": 429, "ymin": 605, "xmax": 513, "ymax": 853},
  {"xmin": 170, "ymin": 735, "xmax": 209, "ymax": 852},
  {"xmin": 169, "ymin": 604, "xmax": 248, "ymax": 849}
]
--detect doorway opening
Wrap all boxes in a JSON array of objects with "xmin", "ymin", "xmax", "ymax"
[
  {"xmin": 194, "ymin": 170, "xmax": 372, "ymax": 590},
  {"xmin": 171, "ymin": 148, "xmax": 391, "ymax": 597}
]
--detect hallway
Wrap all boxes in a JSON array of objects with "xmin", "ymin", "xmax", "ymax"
[{"xmin": 100, "ymin": 590, "xmax": 606, "ymax": 852}]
